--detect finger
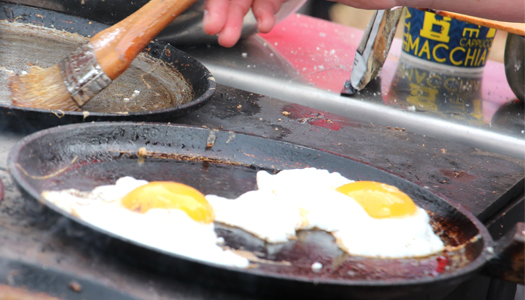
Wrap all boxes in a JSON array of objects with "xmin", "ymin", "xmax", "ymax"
[
  {"xmin": 203, "ymin": 0, "xmax": 229, "ymax": 35},
  {"xmin": 252, "ymin": 0, "xmax": 284, "ymax": 33},
  {"xmin": 217, "ymin": 0, "xmax": 253, "ymax": 47},
  {"xmin": 335, "ymin": 0, "xmax": 397, "ymax": 9}
]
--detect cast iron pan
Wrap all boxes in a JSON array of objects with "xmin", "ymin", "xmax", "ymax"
[
  {"xmin": 0, "ymin": 3, "xmax": 215, "ymax": 130},
  {"xmin": 0, "ymin": 256, "xmax": 140, "ymax": 300},
  {"xmin": 6, "ymin": 122, "xmax": 519, "ymax": 300}
]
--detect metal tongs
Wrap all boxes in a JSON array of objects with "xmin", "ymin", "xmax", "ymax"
[{"xmin": 342, "ymin": 7, "xmax": 404, "ymax": 95}]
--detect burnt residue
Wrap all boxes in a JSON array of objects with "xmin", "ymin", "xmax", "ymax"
[
  {"xmin": 440, "ymin": 169, "xmax": 476, "ymax": 183},
  {"xmin": 124, "ymin": 151, "xmax": 253, "ymax": 169},
  {"xmin": 30, "ymin": 153, "xmax": 262, "ymax": 199},
  {"xmin": 67, "ymin": 281, "xmax": 82, "ymax": 293},
  {"xmin": 270, "ymin": 125, "xmax": 292, "ymax": 139},
  {"xmin": 82, "ymin": 56, "xmax": 194, "ymax": 113},
  {"xmin": 209, "ymin": 90, "xmax": 262, "ymax": 119}
]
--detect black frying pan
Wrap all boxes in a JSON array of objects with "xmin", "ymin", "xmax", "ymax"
[
  {"xmin": 0, "ymin": 3, "xmax": 215, "ymax": 130},
  {"xmin": 7, "ymin": 122, "xmax": 523, "ymax": 300}
]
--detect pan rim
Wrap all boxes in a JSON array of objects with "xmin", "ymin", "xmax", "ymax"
[{"xmin": 7, "ymin": 121, "xmax": 494, "ymax": 289}]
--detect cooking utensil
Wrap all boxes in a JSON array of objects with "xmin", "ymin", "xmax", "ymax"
[
  {"xmin": 426, "ymin": 10, "xmax": 525, "ymax": 37},
  {"xmin": 342, "ymin": 8, "xmax": 403, "ymax": 95},
  {"xmin": 0, "ymin": 3, "xmax": 215, "ymax": 130},
  {"xmin": 7, "ymin": 122, "xmax": 523, "ymax": 300},
  {"xmin": 10, "ymin": 0, "xmax": 200, "ymax": 110}
]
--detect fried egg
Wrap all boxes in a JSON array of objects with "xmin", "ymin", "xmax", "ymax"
[
  {"xmin": 333, "ymin": 181, "xmax": 444, "ymax": 257},
  {"xmin": 42, "ymin": 168, "xmax": 444, "ymax": 265},
  {"xmin": 42, "ymin": 177, "xmax": 249, "ymax": 268},
  {"xmin": 206, "ymin": 168, "xmax": 444, "ymax": 258}
]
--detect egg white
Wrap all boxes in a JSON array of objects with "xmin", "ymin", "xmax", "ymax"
[
  {"xmin": 207, "ymin": 168, "xmax": 445, "ymax": 259},
  {"xmin": 332, "ymin": 207, "xmax": 445, "ymax": 258},
  {"xmin": 206, "ymin": 190, "xmax": 300, "ymax": 243},
  {"xmin": 256, "ymin": 168, "xmax": 353, "ymax": 196},
  {"xmin": 207, "ymin": 168, "xmax": 355, "ymax": 242}
]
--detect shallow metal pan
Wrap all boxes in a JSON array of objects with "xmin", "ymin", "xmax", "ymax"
[
  {"xmin": 8, "ymin": 122, "xmax": 524, "ymax": 300},
  {"xmin": 0, "ymin": 3, "xmax": 215, "ymax": 130}
]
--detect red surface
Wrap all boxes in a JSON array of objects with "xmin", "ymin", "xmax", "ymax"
[
  {"xmin": 282, "ymin": 103, "xmax": 362, "ymax": 131},
  {"xmin": 435, "ymin": 256, "xmax": 449, "ymax": 274},
  {"xmin": 259, "ymin": 14, "xmax": 359, "ymax": 93},
  {"xmin": 259, "ymin": 14, "xmax": 516, "ymax": 124}
]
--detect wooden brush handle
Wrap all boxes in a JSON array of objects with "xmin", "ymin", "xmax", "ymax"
[
  {"xmin": 91, "ymin": 0, "xmax": 198, "ymax": 80},
  {"xmin": 421, "ymin": 9, "xmax": 525, "ymax": 36}
]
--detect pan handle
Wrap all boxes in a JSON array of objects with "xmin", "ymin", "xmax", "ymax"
[{"xmin": 482, "ymin": 222, "xmax": 524, "ymax": 284}]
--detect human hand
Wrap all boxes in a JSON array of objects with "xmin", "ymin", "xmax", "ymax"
[
  {"xmin": 202, "ymin": 0, "xmax": 400, "ymax": 48},
  {"xmin": 203, "ymin": 0, "xmax": 288, "ymax": 47},
  {"xmin": 203, "ymin": 0, "xmax": 522, "ymax": 48}
]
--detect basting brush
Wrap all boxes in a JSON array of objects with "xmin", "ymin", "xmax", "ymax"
[{"xmin": 9, "ymin": 0, "xmax": 198, "ymax": 111}]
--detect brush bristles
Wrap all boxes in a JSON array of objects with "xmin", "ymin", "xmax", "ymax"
[{"xmin": 9, "ymin": 65, "xmax": 80, "ymax": 111}]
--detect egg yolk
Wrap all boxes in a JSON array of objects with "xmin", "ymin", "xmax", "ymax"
[
  {"xmin": 336, "ymin": 181, "xmax": 417, "ymax": 219},
  {"xmin": 121, "ymin": 182, "xmax": 214, "ymax": 224}
]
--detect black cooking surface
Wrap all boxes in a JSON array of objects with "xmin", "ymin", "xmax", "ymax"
[
  {"xmin": 0, "ymin": 256, "xmax": 140, "ymax": 300},
  {"xmin": 44, "ymin": 158, "xmax": 260, "ymax": 199},
  {"xmin": 0, "ymin": 82, "xmax": 523, "ymax": 300}
]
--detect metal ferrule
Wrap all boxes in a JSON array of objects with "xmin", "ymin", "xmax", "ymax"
[{"xmin": 59, "ymin": 43, "xmax": 112, "ymax": 107}]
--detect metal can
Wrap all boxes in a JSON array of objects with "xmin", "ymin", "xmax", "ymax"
[{"xmin": 401, "ymin": 7, "xmax": 496, "ymax": 74}]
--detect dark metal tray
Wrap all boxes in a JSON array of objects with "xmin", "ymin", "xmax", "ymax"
[{"xmin": 7, "ymin": 122, "xmax": 493, "ymax": 300}]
